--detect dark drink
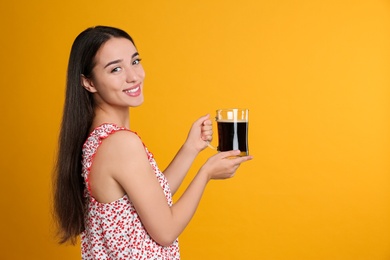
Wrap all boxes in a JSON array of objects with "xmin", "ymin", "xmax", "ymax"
[{"xmin": 217, "ymin": 120, "xmax": 248, "ymax": 156}]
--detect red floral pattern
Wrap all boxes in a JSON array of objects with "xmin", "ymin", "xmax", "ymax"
[{"xmin": 81, "ymin": 123, "xmax": 180, "ymax": 259}]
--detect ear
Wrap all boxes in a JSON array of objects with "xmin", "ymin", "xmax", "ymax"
[{"xmin": 81, "ymin": 74, "xmax": 98, "ymax": 93}]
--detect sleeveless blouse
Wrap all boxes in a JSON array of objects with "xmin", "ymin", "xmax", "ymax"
[{"xmin": 81, "ymin": 123, "xmax": 180, "ymax": 259}]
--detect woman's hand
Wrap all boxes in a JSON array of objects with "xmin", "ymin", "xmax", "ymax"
[
  {"xmin": 200, "ymin": 150, "xmax": 253, "ymax": 180},
  {"xmin": 184, "ymin": 114, "xmax": 213, "ymax": 153}
]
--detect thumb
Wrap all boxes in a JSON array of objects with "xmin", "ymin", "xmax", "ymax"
[{"xmin": 194, "ymin": 114, "xmax": 210, "ymax": 126}]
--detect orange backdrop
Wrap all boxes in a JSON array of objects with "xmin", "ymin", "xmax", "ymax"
[{"xmin": 0, "ymin": 1, "xmax": 389, "ymax": 259}]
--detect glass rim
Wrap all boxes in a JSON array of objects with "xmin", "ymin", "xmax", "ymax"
[{"xmin": 216, "ymin": 108, "xmax": 249, "ymax": 112}]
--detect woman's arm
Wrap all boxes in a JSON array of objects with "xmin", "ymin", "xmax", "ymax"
[
  {"xmin": 105, "ymin": 131, "xmax": 252, "ymax": 247},
  {"xmin": 163, "ymin": 114, "xmax": 213, "ymax": 194}
]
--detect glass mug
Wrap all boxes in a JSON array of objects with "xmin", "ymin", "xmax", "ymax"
[{"xmin": 208, "ymin": 108, "xmax": 249, "ymax": 157}]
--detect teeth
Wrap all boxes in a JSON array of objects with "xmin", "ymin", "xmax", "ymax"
[{"xmin": 124, "ymin": 86, "xmax": 139, "ymax": 93}]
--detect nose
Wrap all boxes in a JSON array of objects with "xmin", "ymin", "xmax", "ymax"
[{"xmin": 125, "ymin": 66, "xmax": 139, "ymax": 83}]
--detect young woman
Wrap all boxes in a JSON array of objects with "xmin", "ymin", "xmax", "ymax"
[{"xmin": 53, "ymin": 25, "xmax": 252, "ymax": 259}]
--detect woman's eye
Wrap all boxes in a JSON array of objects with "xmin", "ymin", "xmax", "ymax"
[
  {"xmin": 111, "ymin": 67, "xmax": 122, "ymax": 73},
  {"xmin": 132, "ymin": 58, "xmax": 142, "ymax": 65}
]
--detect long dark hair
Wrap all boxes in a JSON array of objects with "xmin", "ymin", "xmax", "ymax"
[{"xmin": 53, "ymin": 26, "xmax": 135, "ymax": 244}]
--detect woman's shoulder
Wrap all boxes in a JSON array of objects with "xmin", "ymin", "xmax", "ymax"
[
  {"xmin": 91, "ymin": 123, "xmax": 128, "ymax": 135},
  {"xmin": 100, "ymin": 127, "xmax": 145, "ymax": 153},
  {"xmin": 88, "ymin": 123, "xmax": 137, "ymax": 140},
  {"xmin": 85, "ymin": 123, "xmax": 147, "ymax": 160},
  {"xmin": 95, "ymin": 127, "xmax": 151, "ymax": 176}
]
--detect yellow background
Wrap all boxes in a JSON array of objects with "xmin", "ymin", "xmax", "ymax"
[{"xmin": 0, "ymin": 1, "xmax": 389, "ymax": 259}]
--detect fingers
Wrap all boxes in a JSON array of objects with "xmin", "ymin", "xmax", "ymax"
[
  {"xmin": 201, "ymin": 124, "xmax": 213, "ymax": 141},
  {"xmin": 200, "ymin": 115, "xmax": 213, "ymax": 142},
  {"xmin": 202, "ymin": 118, "xmax": 212, "ymax": 126},
  {"xmin": 201, "ymin": 133, "xmax": 213, "ymax": 142},
  {"xmin": 194, "ymin": 114, "xmax": 210, "ymax": 127},
  {"xmin": 220, "ymin": 150, "xmax": 254, "ymax": 162},
  {"xmin": 222, "ymin": 151, "xmax": 253, "ymax": 176},
  {"xmin": 203, "ymin": 150, "xmax": 253, "ymax": 180},
  {"xmin": 219, "ymin": 150, "xmax": 241, "ymax": 158},
  {"xmin": 234, "ymin": 154, "xmax": 254, "ymax": 163}
]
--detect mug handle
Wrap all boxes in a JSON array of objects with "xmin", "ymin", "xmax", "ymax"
[{"xmin": 206, "ymin": 141, "xmax": 217, "ymax": 150}]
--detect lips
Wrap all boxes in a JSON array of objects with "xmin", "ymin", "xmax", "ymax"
[{"xmin": 123, "ymin": 85, "xmax": 141, "ymax": 96}]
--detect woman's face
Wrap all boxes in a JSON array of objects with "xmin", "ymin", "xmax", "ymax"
[{"xmin": 82, "ymin": 37, "xmax": 145, "ymax": 109}]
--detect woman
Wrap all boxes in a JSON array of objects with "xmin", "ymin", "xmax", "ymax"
[{"xmin": 53, "ymin": 25, "xmax": 252, "ymax": 259}]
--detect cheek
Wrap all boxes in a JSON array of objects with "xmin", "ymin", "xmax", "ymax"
[{"xmin": 138, "ymin": 66, "xmax": 146, "ymax": 80}]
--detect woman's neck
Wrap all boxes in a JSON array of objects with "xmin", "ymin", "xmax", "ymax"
[{"xmin": 91, "ymin": 106, "xmax": 130, "ymax": 130}]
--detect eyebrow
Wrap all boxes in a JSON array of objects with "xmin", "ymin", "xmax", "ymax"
[{"xmin": 103, "ymin": 52, "xmax": 140, "ymax": 68}]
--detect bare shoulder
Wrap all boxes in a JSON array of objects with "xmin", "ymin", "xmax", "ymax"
[
  {"xmin": 95, "ymin": 130, "xmax": 148, "ymax": 177},
  {"xmin": 101, "ymin": 130, "xmax": 145, "ymax": 154},
  {"xmin": 97, "ymin": 130, "xmax": 151, "ymax": 175},
  {"xmin": 89, "ymin": 130, "xmax": 151, "ymax": 202}
]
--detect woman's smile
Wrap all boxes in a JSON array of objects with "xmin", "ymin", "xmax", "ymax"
[{"xmin": 123, "ymin": 85, "xmax": 141, "ymax": 97}]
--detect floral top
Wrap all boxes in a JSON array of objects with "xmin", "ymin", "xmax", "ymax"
[{"xmin": 81, "ymin": 123, "xmax": 180, "ymax": 259}]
